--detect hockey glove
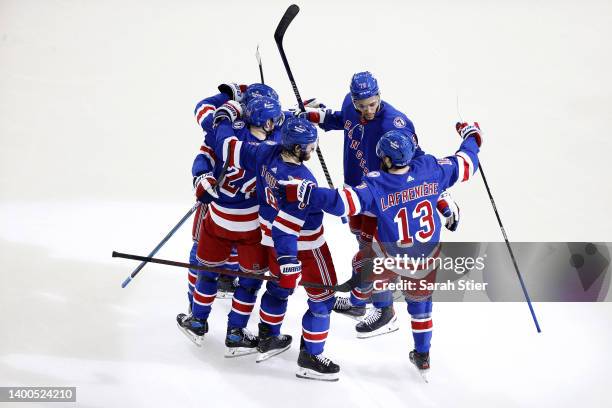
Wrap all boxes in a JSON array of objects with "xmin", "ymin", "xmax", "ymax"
[
  {"xmin": 194, "ymin": 172, "xmax": 219, "ymax": 204},
  {"xmin": 218, "ymin": 83, "xmax": 247, "ymax": 102},
  {"xmin": 277, "ymin": 178, "xmax": 315, "ymax": 205},
  {"xmin": 213, "ymin": 100, "xmax": 243, "ymax": 127},
  {"xmin": 294, "ymin": 107, "xmax": 329, "ymax": 124},
  {"xmin": 303, "ymin": 98, "xmax": 327, "ymax": 109},
  {"xmin": 437, "ymin": 191, "xmax": 460, "ymax": 232},
  {"xmin": 278, "ymin": 256, "xmax": 302, "ymax": 289},
  {"xmin": 455, "ymin": 122, "xmax": 482, "ymax": 147}
]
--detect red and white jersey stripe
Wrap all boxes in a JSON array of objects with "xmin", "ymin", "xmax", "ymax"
[
  {"xmin": 261, "ymin": 215, "xmax": 326, "ymax": 251},
  {"xmin": 339, "ymin": 187, "xmax": 362, "ymax": 217},
  {"xmin": 209, "ymin": 202, "xmax": 260, "ymax": 232},
  {"xmin": 272, "ymin": 210, "xmax": 305, "ymax": 237},
  {"xmin": 222, "ymin": 137, "xmax": 242, "ymax": 168},
  {"xmin": 198, "ymin": 142, "xmax": 217, "ymax": 167},
  {"xmin": 455, "ymin": 151, "xmax": 475, "ymax": 182},
  {"xmin": 195, "ymin": 103, "xmax": 215, "ymax": 127}
]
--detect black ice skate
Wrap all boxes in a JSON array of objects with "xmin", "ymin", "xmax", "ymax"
[
  {"xmin": 355, "ymin": 306, "xmax": 398, "ymax": 338},
  {"xmin": 409, "ymin": 349, "xmax": 430, "ymax": 383},
  {"xmin": 224, "ymin": 327, "xmax": 259, "ymax": 358},
  {"xmin": 332, "ymin": 296, "xmax": 366, "ymax": 320},
  {"xmin": 296, "ymin": 348, "xmax": 340, "ymax": 382},
  {"xmin": 176, "ymin": 313, "xmax": 208, "ymax": 347},
  {"xmin": 256, "ymin": 323, "xmax": 292, "ymax": 363},
  {"xmin": 217, "ymin": 275, "xmax": 238, "ymax": 299}
]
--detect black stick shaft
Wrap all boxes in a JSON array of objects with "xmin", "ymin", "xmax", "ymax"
[
  {"xmin": 274, "ymin": 5, "xmax": 347, "ymax": 223},
  {"xmin": 113, "ymin": 250, "xmax": 355, "ymax": 292},
  {"xmin": 477, "ymin": 164, "xmax": 541, "ymax": 332}
]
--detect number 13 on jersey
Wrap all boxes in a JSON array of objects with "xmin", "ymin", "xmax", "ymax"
[{"xmin": 393, "ymin": 200, "xmax": 435, "ymax": 246}]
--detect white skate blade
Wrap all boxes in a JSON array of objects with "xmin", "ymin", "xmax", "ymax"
[
  {"xmin": 296, "ymin": 367, "xmax": 339, "ymax": 382},
  {"xmin": 356, "ymin": 315, "xmax": 399, "ymax": 339},
  {"xmin": 224, "ymin": 346, "xmax": 258, "ymax": 358},
  {"xmin": 255, "ymin": 344, "xmax": 291, "ymax": 363},
  {"xmin": 176, "ymin": 322, "xmax": 203, "ymax": 347},
  {"xmin": 417, "ymin": 369, "xmax": 430, "ymax": 383}
]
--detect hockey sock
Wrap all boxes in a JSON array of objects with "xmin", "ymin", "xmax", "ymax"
[
  {"xmin": 407, "ymin": 298, "xmax": 433, "ymax": 353},
  {"xmin": 372, "ymin": 290, "xmax": 394, "ymax": 308},
  {"xmin": 259, "ymin": 281, "xmax": 292, "ymax": 336},
  {"xmin": 227, "ymin": 277, "xmax": 262, "ymax": 329},
  {"xmin": 302, "ymin": 298, "xmax": 334, "ymax": 355},
  {"xmin": 191, "ymin": 271, "xmax": 219, "ymax": 320},
  {"xmin": 187, "ymin": 243, "xmax": 199, "ymax": 307}
]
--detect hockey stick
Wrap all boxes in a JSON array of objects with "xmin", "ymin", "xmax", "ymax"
[
  {"xmin": 256, "ymin": 45, "xmax": 264, "ymax": 84},
  {"xmin": 113, "ymin": 251, "xmax": 358, "ymax": 292},
  {"xmin": 460, "ymin": 123, "xmax": 541, "ymax": 333},
  {"xmin": 120, "ymin": 203, "xmax": 199, "ymax": 288},
  {"xmin": 274, "ymin": 4, "xmax": 347, "ymax": 224}
]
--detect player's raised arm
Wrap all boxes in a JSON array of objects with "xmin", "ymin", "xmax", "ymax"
[{"xmin": 436, "ymin": 122, "xmax": 483, "ymax": 191}]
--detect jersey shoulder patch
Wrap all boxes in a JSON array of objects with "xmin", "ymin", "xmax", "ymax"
[
  {"xmin": 232, "ymin": 120, "xmax": 246, "ymax": 130},
  {"xmin": 366, "ymin": 171, "xmax": 381, "ymax": 178},
  {"xmin": 393, "ymin": 116, "xmax": 406, "ymax": 128},
  {"xmin": 355, "ymin": 182, "xmax": 368, "ymax": 190}
]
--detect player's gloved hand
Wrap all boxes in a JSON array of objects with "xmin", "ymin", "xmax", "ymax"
[
  {"xmin": 294, "ymin": 107, "xmax": 328, "ymax": 124},
  {"xmin": 194, "ymin": 172, "xmax": 219, "ymax": 204},
  {"xmin": 302, "ymin": 98, "xmax": 326, "ymax": 109},
  {"xmin": 437, "ymin": 190, "xmax": 460, "ymax": 232},
  {"xmin": 213, "ymin": 100, "xmax": 243, "ymax": 127},
  {"xmin": 277, "ymin": 256, "xmax": 302, "ymax": 289},
  {"xmin": 455, "ymin": 122, "xmax": 482, "ymax": 147},
  {"xmin": 218, "ymin": 83, "xmax": 248, "ymax": 102},
  {"xmin": 276, "ymin": 178, "xmax": 315, "ymax": 205}
]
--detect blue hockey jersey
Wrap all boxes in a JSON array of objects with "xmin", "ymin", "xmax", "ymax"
[
  {"xmin": 224, "ymin": 140, "xmax": 325, "ymax": 257},
  {"xmin": 320, "ymin": 93, "xmax": 422, "ymax": 187},
  {"xmin": 192, "ymin": 93, "xmax": 230, "ymax": 178},
  {"xmin": 210, "ymin": 120, "xmax": 284, "ymax": 233},
  {"xmin": 306, "ymin": 136, "xmax": 480, "ymax": 260}
]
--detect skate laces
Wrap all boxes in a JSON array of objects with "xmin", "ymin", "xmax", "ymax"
[
  {"xmin": 314, "ymin": 354, "xmax": 332, "ymax": 366},
  {"xmin": 334, "ymin": 296, "xmax": 351, "ymax": 310},
  {"xmin": 363, "ymin": 308, "xmax": 381, "ymax": 326},
  {"xmin": 243, "ymin": 328, "xmax": 256, "ymax": 341}
]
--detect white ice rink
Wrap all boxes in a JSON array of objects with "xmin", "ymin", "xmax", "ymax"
[{"xmin": 2, "ymin": 1, "xmax": 612, "ymax": 407}]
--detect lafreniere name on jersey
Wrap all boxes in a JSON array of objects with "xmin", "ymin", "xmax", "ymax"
[{"xmin": 380, "ymin": 181, "xmax": 439, "ymax": 211}]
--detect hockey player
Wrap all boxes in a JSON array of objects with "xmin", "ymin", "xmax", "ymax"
[
  {"xmin": 184, "ymin": 83, "xmax": 282, "ymax": 309},
  {"xmin": 177, "ymin": 95, "xmax": 284, "ymax": 357},
  {"xmin": 299, "ymin": 72, "xmax": 460, "ymax": 337},
  {"xmin": 221, "ymin": 116, "xmax": 340, "ymax": 380},
  {"xmin": 296, "ymin": 71, "xmax": 419, "ymax": 335},
  {"xmin": 277, "ymin": 122, "xmax": 483, "ymax": 377}
]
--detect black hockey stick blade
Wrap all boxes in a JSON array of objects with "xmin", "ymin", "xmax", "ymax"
[
  {"xmin": 112, "ymin": 250, "xmax": 356, "ymax": 292},
  {"xmin": 274, "ymin": 4, "xmax": 300, "ymax": 44}
]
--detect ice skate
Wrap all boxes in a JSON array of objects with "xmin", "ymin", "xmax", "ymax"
[
  {"xmin": 224, "ymin": 327, "xmax": 259, "ymax": 358},
  {"xmin": 176, "ymin": 313, "xmax": 208, "ymax": 347},
  {"xmin": 355, "ymin": 306, "xmax": 398, "ymax": 338},
  {"xmin": 296, "ymin": 348, "xmax": 340, "ymax": 382},
  {"xmin": 332, "ymin": 296, "xmax": 366, "ymax": 320},
  {"xmin": 256, "ymin": 323, "xmax": 292, "ymax": 362},
  {"xmin": 409, "ymin": 349, "xmax": 430, "ymax": 383},
  {"xmin": 216, "ymin": 275, "xmax": 238, "ymax": 299}
]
